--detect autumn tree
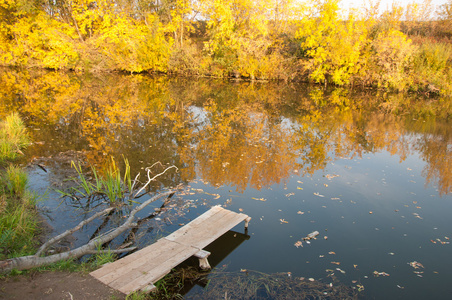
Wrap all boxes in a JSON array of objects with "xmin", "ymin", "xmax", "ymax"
[
  {"xmin": 202, "ymin": 0, "xmax": 276, "ymax": 79},
  {"xmin": 295, "ymin": 0, "xmax": 369, "ymax": 85},
  {"xmin": 437, "ymin": 0, "xmax": 452, "ymax": 36}
]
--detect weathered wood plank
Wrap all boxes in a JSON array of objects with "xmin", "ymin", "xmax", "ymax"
[
  {"xmin": 92, "ymin": 239, "xmax": 187, "ymax": 285},
  {"xmin": 90, "ymin": 206, "xmax": 250, "ymax": 295},
  {"xmin": 165, "ymin": 207, "xmax": 243, "ymax": 240},
  {"xmin": 165, "ymin": 209, "xmax": 248, "ymax": 249},
  {"xmin": 113, "ymin": 243, "xmax": 198, "ymax": 294}
]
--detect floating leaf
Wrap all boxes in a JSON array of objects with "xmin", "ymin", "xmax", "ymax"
[
  {"xmin": 252, "ymin": 197, "xmax": 266, "ymax": 201},
  {"xmin": 409, "ymin": 261, "xmax": 424, "ymax": 269},
  {"xmin": 373, "ymin": 271, "xmax": 390, "ymax": 277}
]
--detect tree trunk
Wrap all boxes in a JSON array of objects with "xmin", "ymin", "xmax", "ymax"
[{"xmin": 0, "ymin": 191, "xmax": 175, "ymax": 273}]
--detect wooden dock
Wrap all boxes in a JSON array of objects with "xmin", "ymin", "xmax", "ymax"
[{"xmin": 90, "ymin": 205, "xmax": 251, "ymax": 295}]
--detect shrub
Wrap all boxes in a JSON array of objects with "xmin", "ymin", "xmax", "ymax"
[{"xmin": 369, "ymin": 29, "xmax": 417, "ymax": 90}]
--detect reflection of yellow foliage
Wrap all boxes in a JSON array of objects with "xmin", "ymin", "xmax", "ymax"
[
  {"xmin": 0, "ymin": 69, "xmax": 450, "ymax": 195},
  {"xmin": 189, "ymin": 101, "xmax": 298, "ymax": 192}
]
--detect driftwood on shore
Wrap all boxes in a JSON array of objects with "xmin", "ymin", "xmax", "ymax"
[{"xmin": 0, "ymin": 191, "xmax": 175, "ymax": 273}]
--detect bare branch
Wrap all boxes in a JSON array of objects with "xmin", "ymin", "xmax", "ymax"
[
  {"xmin": 133, "ymin": 166, "xmax": 178, "ymax": 198},
  {"xmin": 36, "ymin": 207, "xmax": 115, "ymax": 257},
  {"xmin": 84, "ymin": 247, "xmax": 137, "ymax": 254},
  {"xmin": 1, "ymin": 191, "xmax": 175, "ymax": 273}
]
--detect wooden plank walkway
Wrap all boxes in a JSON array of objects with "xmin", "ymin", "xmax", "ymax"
[{"xmin": 90, "ymin": 205, "xmax": 251, "ymax": 295}]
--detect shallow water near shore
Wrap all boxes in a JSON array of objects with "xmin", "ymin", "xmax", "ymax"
[{"xmin": 2, "ymin": 69, "xmax": 451, "ymax": 299}]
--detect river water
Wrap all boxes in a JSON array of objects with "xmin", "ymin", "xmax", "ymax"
[{"xmin": 1, "ymin": 69, "xmax": 451, "ymax": 299}]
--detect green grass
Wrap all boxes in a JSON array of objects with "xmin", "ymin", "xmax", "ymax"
[
  {"xmin": 0, "ymin": 177, "xmax": 39, "ymax": 259},
  {"xmin": 59, "ymin": 157, "xmax": 133, "ymax": 204},
  {"xmin": 0, "ymin": 112, "xmax": 30, "ymax": 164},
  {"xmin": 0, "ymin": 113, "xmax": 38, "ymax": 260}
]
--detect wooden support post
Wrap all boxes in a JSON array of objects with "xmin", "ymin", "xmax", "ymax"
[
  {"xmin": 194, "ymin": 250, "xmax": 211, "ymax": 270},
  {"xmin": 245, "ymin": 217, "xmax": 251, "ymax": 228}
]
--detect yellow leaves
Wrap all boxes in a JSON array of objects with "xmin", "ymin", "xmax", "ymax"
[
  {"xmin": 93, "ymin": 13, "xmax": 172, "ymax": 73},
  {"xmin": 295, "ymin": 0, "xmax": 369, "ymax": 85},
  {"xmin": 0, "ymin": 12, "xmax": 78, "ymax": 69}
]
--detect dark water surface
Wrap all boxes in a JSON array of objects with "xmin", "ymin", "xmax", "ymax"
[{"xmin": 1, "ymin": 69, "xmax": 451, "ymax": 299}]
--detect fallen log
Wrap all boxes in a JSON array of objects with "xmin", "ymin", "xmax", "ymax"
[{"xmin": 0, "ymin": 191, "xmax": 175, "ymax": 273}]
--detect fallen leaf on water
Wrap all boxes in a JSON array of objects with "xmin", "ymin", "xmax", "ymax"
[
  {"xmin": 297, "ymin": 187, "xmax": 303, "ymax": 190},
  {"xmin": 297, "ymin": 211, "xmax": 304, "ymax": 215},
  {"xmin": 252, "ymin": 197, "xmax": 267, "ymax": 201},
  {"xmin": 329, "ymin": 251, "xmax": 336, "ymax": 255},
  {"xmin": 239, "ymin": 208, "xmax": 243, "ymax": 212},
  {"xmin": 240, "ymin": 269, "xmax": 247, "ymax": 272},
  {"xmin": 294, "ymin": 241, "xmax": 303, "ymax": 248},
  {"xmin": 373, "ymin": 271, "xmax": 390, "ymax": 277},
  {"xmin": 331, "ymin": 261, "xmax": 341, "ymax": 265},
  {"xmin": 314, "ymin": 192, "xmax": 325, "ymax": 197},
  {"xmin": 409, "ymin": 261, "xmax": 424, "ymax": 269},
  {"xmin": 353, "ymin": 264, "xmax": 358, "ymax": 269},
  {"xmin": 280, "ymin": 219, "xmax": 288, "ymax": 223},
  {"xmin": 308, "ymin": 278, "xmax": 315, "ymax": 282},
  {"xmin": 413, "ymin": 213, "xmax": 423, "ymax": 219}
]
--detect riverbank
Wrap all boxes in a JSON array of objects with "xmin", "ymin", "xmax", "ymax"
[
  {"xmin": 1, "ymin": 1, "xmax": 451, "ymax": 96},
  {"xmin": 0, "ymin": 271, "xmax": 125, "ymax": 300}
]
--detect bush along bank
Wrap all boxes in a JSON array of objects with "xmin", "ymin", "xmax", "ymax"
[{"xmin": 0, "ymin": 0, "xmax": 451, "ymax": 96}]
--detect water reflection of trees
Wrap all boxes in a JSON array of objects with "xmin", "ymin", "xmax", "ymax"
[{"xmin": 0, "ymin": 69, "xmax": 450, "ymax": 195}]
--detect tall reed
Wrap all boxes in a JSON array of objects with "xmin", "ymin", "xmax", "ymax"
[{"xmin": 63, "ymin": 157, "xmax": 133, "ymax": 204}]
